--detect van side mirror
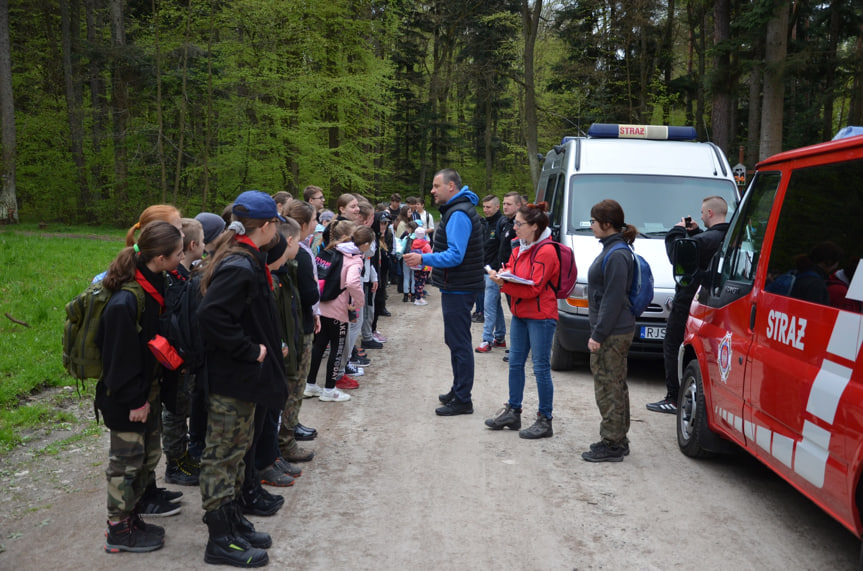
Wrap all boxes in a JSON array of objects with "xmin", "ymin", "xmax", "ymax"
[{"xmin": 673, "ymin": 239, "xmax": 699, "ymax": 287}]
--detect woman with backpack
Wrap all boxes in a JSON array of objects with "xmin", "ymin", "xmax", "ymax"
[
  {"xmin": 195, "ymin": 191, "xmax": 288, "ymax": 567},
  {"xmin": 97, "ymin": 220, "xmax": 184, "ymax": 554},
  {"xmin": 582, "ymin": 199, "xmax": 638, "ymax": 463},
  {"xmin": 303, "ymin": 220, "xmax": 369, "ymax": 400},
  {"xmin": 484, "ymin": 203, "xmax": 560, "ymax": 440}
]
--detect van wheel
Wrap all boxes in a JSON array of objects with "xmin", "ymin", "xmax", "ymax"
[
  {"xmin": 550, "ymin": 329, "xmax": 576, "ymax": 371},
  {"xmin": 677, "ymin": 360, "xmax": 716, "ymax": 459}
]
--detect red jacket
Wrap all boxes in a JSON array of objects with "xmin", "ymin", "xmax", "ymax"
[{"xmin": 500, "ymin": 239, "xmax": 560, "ymax": 320}]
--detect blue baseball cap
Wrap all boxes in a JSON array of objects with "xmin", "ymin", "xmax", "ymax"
[{"xmin": 232, "ymin": 190, "xmax": 286, "ymax": 222}]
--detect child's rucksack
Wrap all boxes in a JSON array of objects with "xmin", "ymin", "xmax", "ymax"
[
  {"xmin": 529, "ymin": 238, "xmax": 578, "ymax": 299},
  {"xmin": 315, "ymin": 248, "xmax": 346, "ymax": 301},
  {"xmin": 160, "ymin": 270, "xmax": 206, "ymax": 375},
  {"xmin": 602, "ymin": 243, "xmax": 654, "ymax": 317},
  {"xmin": 62, "ymin": 280, "xmax": 146, "ymax": 383}
]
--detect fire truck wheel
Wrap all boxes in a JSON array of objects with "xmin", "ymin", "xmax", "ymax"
[{"xmin": 677, "ymin": 360, "xmax": 716, "ymax": 459}]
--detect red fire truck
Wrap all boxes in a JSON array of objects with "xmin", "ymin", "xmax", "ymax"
[{"xmin": 675, "ymin": 130, "xmax": 863, "ymax": 553}]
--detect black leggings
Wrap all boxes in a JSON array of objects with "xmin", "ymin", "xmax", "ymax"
[{"xmin": 308, "ymin": 316, "xmax": 348, "ymax": 389}]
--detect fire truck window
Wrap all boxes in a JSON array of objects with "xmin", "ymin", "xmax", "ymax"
[
  {"xmin": 765, "ymin": 158, "xmax": 863, "ymax": 311},
  {"xmin": 713, "ymin": 171, "xmax": 780, "ymax": 301}
]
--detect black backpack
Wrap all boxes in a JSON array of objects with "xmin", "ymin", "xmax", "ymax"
[
  {"xmin": 160, "ymin": 270, "xmax": 206, "ymax": 375},
  {"xmin": 315, "ymin": 248, "xmax": 346, "ymax": 302}
]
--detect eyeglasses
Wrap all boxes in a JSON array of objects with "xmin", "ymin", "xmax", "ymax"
[
  {"xmin": 513, "ymin": 220, "xmax": 525, "ymax": 228},
  {"xmin": 590, "ymin": 219, "xmax": 598, "ymax": 225},
  {"xmin": 312, "ymin": 195, "xmax": 324, "ymax": 201}
]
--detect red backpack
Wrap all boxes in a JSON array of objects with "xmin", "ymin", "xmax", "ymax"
[{"xmin": 529, "ymin": 238, "xmax": 578, "ymax": 299}]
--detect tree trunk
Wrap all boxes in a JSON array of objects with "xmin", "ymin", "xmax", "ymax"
[
  {"xmin": 759, "ymin": 0, "xmax": 789, "ymax": 161},
  {"xmin": 821, "ymin": 0, "xmax": 841, "ymax": 141},
  {"xmin": 172, "ymin": 0, "xmax": 193, "ymax": 204},
  {"xmin": 746, "ymin": 59, "xmax": 762, "ymax": 168},
  {"xmin": 0, "ymin": 0, "xmax": 17, "ymax": 223},
  {"xmin": 521, "ymin": 0, "xmax": 541, "ymax": 189},
  {"xmin": 711, "ymin": 0, "xmax": 732, "ymax": 155},
  {"xmin": 85, "ymin": 0, "xmax": 107, "ymax": 202},
  {"xmin": 152, "ymin": 0, "xmax": 167, "ymax": 203},
  {"xmin": 61, "ymin": 0, "xmax": 91, "ymax": 220},
  {"xmin": 109, "ymin": 0, "xmax": 129, "ymax": 211}
]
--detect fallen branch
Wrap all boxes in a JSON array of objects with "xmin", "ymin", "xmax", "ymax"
[{"xmin": 5, "ymin": 313, "xmax": 31, "ymax": 327}]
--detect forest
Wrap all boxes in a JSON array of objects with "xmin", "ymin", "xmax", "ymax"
[{"xmin": 0, "ymin": 0, "xmax": 861, "ymax": 225}]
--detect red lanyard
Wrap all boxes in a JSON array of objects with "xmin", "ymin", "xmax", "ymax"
[
  {"xmin": 234, "ymin": 235, "xmax": 273, "ymax": 289},
  {"xmin": 135, "ymin": 269, "xmax": 165, "ymax": 310}
]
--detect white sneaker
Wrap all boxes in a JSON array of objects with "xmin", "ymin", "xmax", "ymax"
[
  {"xmin": 319, "ymin": 388, "xmax": 351, "ymax": 402},
  {"xmin": 414, "ymin": 298, "xmax": 428, "ymax": 306},
  {"xmin": 303, "ymin": 384, "xmax": 322, "ymax": 398}
]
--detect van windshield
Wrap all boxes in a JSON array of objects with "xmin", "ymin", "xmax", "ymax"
[{"xmin": 567, "ymin": 174, "xmax": 738, "ymax": 236}]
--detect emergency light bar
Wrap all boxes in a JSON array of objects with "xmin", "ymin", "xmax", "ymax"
[{"xmin": 585, "ymin": 123, "xmax": 697, "ymax": 141}]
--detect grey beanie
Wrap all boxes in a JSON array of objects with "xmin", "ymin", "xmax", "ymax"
[{"xmin": 195, "ymin": 212, "xmax": 226, "ymax": 245}]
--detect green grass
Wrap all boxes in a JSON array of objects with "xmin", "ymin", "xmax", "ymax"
[{"xmin": 0, "ymin": 225, "xmax": 126, "ymax": 452}]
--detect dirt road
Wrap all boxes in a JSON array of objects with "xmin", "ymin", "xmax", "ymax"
[{"xmin": 0, "ymin": 292, "xmax": 859, "ymax": 570}]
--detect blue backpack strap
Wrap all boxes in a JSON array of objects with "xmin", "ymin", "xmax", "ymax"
[{"xmin": 601, "ymin": 242, "xmax": 632, "ymax": 272}]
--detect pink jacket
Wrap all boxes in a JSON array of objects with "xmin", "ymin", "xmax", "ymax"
[{"xmin": 319, "ymin": 243, "xmax": 364, "ymax": 323}]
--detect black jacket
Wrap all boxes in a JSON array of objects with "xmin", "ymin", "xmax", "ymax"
[
  {"xmin": 665, "ymin": 222, "xmax": 730, "ymax": 308},
  {"xmin": 588, "ymin": 233, "xmax": 636, "ymax": 343},
  {"xmin": 95, "ymin": 262, "xmax": 164, "ymax": 432},
  {"xmin": 198, "ymin": 246, "xmax": 288, "ymax": 408},
  {"xmin": 430, "ymin": 196, "xmax": 485, "ymax": 292},
  {"xmin": 483, "ymin": 210, "xmax": 503, "ymax": 268},
  {"xmin": 498, "ymin": 215, "xmax": 518, "ymax": 270},
  {"xmin": 294, "ymin": 246, "xmax": 320, "ymax": 335}
]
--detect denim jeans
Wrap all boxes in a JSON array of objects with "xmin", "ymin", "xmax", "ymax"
[
  {"xmin": 402, "ymin": 260, "xmax": 415, "ymax": 294},
  {"xmin": 481, "ymin": 274, "xmax": 506, "ymax": 343},
  {"xmin": 507, "ymin": 316, "xmax": 557, "ymax": 419},
  {"xmin": 441, "ymin": 292, "xmax": 477, "ymax": 402}
]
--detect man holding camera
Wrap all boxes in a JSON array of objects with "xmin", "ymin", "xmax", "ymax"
[{"xmin": 646, "ymin": 196, "xmax": 730, "ymax": 414}]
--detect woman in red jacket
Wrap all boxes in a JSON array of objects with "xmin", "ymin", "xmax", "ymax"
[{"xmin": 485, "ymin": 202, "xmax": 560, "ymax": 439}]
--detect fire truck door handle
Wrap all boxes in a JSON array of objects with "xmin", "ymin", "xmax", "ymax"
[{"xmin": 749, "ymin": 303, "xmax": 757, "ymax": 330}]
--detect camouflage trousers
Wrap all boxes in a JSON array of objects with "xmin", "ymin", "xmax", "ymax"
[
  {"xmin": 161, "ymin": 373, "xmax": 194, "ymax": 460},
  {"xmin": 589, "ymin": 331, "xmax": 633, "ymax": 447},
  {"xmin": 106, "ymin": 386, "xmax": 162, "ymax": 520},
  {"xmin": 199, "ymin": 393, "xmax": 255, "ymax": 512},
  {"xmin": 278, "ymin": 333, "xmax": 313, "ymax": 455}
]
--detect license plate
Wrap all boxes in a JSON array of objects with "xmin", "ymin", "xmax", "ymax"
[{"xmin": 640, "ymin": 326, "xmax": 666, "ymax": 340}]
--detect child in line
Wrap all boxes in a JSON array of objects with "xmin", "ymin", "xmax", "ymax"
[
  {"xmin": 162, "ymin": 218, "xmax": 206, "ymax": 487},
  {"xmin": 98, "ymin": 220, "xmax": 184, "ymax": 553},
  {"xmin": 197, "ymin": 191, "xmax": 288, "ymax": 567},
  {"xmin": 281, "ymin": 200, "xmax": 321, "ymax": 458},
  {"xmin": 304, "ymin": 221, "xmax": 368, "ymax": 400},
  {"xmin": 410, "ymin": 226, "xmax": 432, "ymax": 306}
]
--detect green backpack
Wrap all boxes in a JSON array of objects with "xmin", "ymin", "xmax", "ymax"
[{"xmin": 62, "ymin": 280, "xmax": 146, "ymax": 382}]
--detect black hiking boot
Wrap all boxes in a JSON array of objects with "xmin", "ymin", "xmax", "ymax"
[
  {"xmin": 165, "ymin": 454, "xmax": 199, "ymax": 486},
  {"xmin": 238, "ymin": 484, "xmax": 284, "ymax": 517},
  {"xmin": 435, "ymin": 398, "xmax": 473, "ymax": 416},
  {"xmin": 203, "ymin": 505, "xmax": 268, "ymax": 567},
  {"xmin": 105, "ymin": 516, "xmax": 164, "ymax": 553},
  {"xmin": 518, "ymin": 413, "xmax": 553, "ymax": 439},
  {"xmin": 438, "ymin": 389, "xmax": 455, "ymax": 404},
  {"xmin": 484, "ymin": 404, "xmax": 522, "ymax": 430},
  {"xmin": 228, "ymin": 501, "xmax": 272, "ymax": 549}
]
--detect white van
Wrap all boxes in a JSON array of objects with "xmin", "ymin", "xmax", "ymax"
[{"xmin": 534, "ymin": 124, "xmax": 739, "ymax": 370}]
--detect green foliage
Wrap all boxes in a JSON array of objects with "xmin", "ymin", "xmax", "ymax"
[{"xmin": 0, "ymin": 228, "xmax": 123, "ymax": 414}]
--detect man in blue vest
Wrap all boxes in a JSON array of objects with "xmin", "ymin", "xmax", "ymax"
[{"xmin": 403, "ymin": 169, "xmax": 485, "ymax": 416}]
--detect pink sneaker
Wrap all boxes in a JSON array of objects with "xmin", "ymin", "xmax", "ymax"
[{"xmin": 372, "ymin": 331, "xmax": 388, "ymax": 343}]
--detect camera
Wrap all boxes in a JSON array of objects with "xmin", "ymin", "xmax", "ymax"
[{"xmin": 684, "ymin": 216, "xmax": 692, "ymax": 226}]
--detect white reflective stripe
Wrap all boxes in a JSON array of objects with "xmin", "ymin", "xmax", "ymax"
[
  {"xmin": 744, "ymin": 420, "xmax": 755, "ymax": 440},
  {"xmin": 826, "ymin": 311, "xmax": 863, "ymax": 362},
  {"xmin": 733, "ymin": 415, "xmax": 743, "ymax": 433},
  {"xmin": 845, "ymin": 258, "xmax": 863, "ymax": 302},
  {"xmin": 794, "ymin": 420, "xmax": 831, "ymax": 487},
  {"xmin": 772, "ymin": 433, "xmax": 795, "ymax": 469},
  {"xmin": 756, "ymin": 424, "xmax": 772, "ymax": 452},
  {"xmin": 806, "ymin": 359, "xmax": 852, "ymax": 425}
]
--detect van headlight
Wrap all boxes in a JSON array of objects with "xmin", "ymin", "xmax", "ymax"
[{"xmin": 565, "ymin": 283, "xmax": 589, "ymax": 308}]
